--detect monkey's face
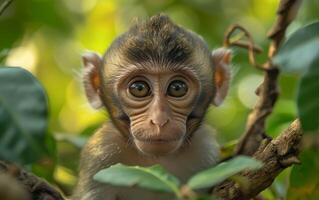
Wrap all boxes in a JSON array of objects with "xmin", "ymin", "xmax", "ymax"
[
  {"xmin": 81, "ymin": 15, "xmax": 232, "ymax": 157},
  {"xmin": 116, "ymin": 70, "xmax": 200, "ymax": 156}
]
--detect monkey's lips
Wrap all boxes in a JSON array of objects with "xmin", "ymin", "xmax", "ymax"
[{"xmin": 133, "ymin": 137, "xmax": 183, "ymax": 156}]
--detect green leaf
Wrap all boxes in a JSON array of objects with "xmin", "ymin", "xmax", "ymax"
[
  {"xmin": 94, "ymin": 164, "xmax": 181, "ymax": 196},
  {"xmin": 0, "ymin": 67, "xmax": 48, "ymax": 165},
  {"xmin": 297, "ymin": 59, "xmax": 319, "ymax": 132},
  {"xmin": 274, "ymin": 21, "xmax": 319, "ymax": 133},
  {"xmin": 187, "ymin": 156, "xmax": 262, "ymax": 190},
  {"xmin": 274, "ymin": 21, "xmax": 319, "ymax": 74}
]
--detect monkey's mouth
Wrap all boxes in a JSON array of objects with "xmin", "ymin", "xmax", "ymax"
[
  {"xmin": 133, "ymin": 136, "xmax": 183, "ymax": 156},
  {"xmin": 134, "ymin": 137, "xmax": 181, "ymax": 144}
]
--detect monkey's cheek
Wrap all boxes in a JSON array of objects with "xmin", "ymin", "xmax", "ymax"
[{"xmin": 134, "ymin": 139, "xmax": 183, "ymax": 157}]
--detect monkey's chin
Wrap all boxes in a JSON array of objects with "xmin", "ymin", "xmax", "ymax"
[{"xmin": 134, "ymin": 139, "xmax": 183, "ymax": 157}]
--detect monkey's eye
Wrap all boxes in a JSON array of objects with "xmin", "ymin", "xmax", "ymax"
[
  {"xmin": 129, "ymin": 81, "xmax": 151, "ymax": 98},
  {"xmin": 167, "ymin": 80, "xmax": 188, "ymax": 98}
]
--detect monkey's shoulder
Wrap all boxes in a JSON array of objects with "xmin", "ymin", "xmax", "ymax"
[
  {"xmin": 191, "ymin": 124, "xmax": 219, "ymax": 147},
  {"xmin": 86, "ymin": 122, "xmax": 124, "ymax": 147},
  {"xmin": 80, "ymin": 123, "xmax": 126, "ymax": 167}
]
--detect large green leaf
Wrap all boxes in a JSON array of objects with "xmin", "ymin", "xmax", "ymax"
[
  {"xmin": 0, "ymin": 67, "xmax": 48, "ymax": 165},
  {"xmin": 274, "ymin": 21, "xmax": 319, "ymax": 74},
  {"xmin": 297, "ymin": 59, "xmax": 319, "ymax": 132},
  {"xmin": 187, "ymin": 156, "xmax": 262, "ymax": 190},
  {"xmin": 94, "ymin": 164, "xmax": 181, "ymax": 195},
  {"xmin": 273, "ymin": 21, "xmax": 319, "ymax": 132}
]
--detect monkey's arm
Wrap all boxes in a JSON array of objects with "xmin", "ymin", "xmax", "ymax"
[{"xmin": 72, "ymin": 123, "xmax": 123, "ymax": 200}]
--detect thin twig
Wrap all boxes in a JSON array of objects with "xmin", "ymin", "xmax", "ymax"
[
  {"xmin": 267, "ymin": 0, "xmax": 302, "ymax": 58},
  {"xmin": 224, "ymin": 24, "xmax": 263, "ymax": 54},
  {"xmin": 229, "ymin": 41, "xmax": 263, "ymax": 54},
  {"xmin": 0, "ymin": 0, "xmax": 13, "ymax": 16},
  {"xmin": 224, "ymin": 24, "xmax": 264, "ymax": 69}
]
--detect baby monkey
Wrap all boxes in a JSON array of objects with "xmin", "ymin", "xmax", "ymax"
[{"xmin": 73, "ymin": 14, "xmax": 231, "ymax": 200}]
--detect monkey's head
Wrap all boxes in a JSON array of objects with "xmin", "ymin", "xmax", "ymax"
[{"xmin": 82, "ymin": 14, "xmax": 231, "ymax": 156}]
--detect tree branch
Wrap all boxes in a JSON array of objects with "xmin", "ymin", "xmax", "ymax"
[
  {"xmin": 0, "ymin": 161, "xmax": 65, "ymax": 200},
  {"xmin": 213, "ymin": 120, "xmax": 302, "ymax": 199},
  {"xmin": 235, "ymin": 0, "xmax": 302, "ymax": 156}
]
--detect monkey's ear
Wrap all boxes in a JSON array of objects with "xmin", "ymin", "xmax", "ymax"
[
  {"xmin": 82, "ymin": 52, "xmax": 103, "ymax": 109},
  {"xmin": 211, "ymin": 48, "xmax": 232, "ymax": 106}
]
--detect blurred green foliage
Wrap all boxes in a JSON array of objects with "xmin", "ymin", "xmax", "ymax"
[{"xmin": 0, "ymin": 0, "xmax": 319, "ymax": 198}]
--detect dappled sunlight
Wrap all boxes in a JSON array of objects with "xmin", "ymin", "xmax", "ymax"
[
  {"xmin": 237, "ymin": 74, "xmax": 263, "ymax": 108},
  {"xmin": 5, "ymin": 41, "xmax": 38, "ymax": 73}
]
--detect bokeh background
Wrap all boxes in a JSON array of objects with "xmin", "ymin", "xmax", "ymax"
[{"xmin": 1, "ymin": 0, "xmax": 318, "ymax": 198}]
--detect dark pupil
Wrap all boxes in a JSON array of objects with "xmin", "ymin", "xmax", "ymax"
[
  {"xmin": 136, "ymin": 84, "xmax": 144, "ymax": 91},
  {"xmin": 168, "ymin": 80, "xmax": 188, "ymax": 97},
  {"xmin": 129, "ymin": 81, "xmax": 150, "ymax": 97}
]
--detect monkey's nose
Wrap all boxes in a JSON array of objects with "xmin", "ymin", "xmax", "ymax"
[{"xmin": 150, "ymin": 118, "xmax": 169, "ymax": 127}]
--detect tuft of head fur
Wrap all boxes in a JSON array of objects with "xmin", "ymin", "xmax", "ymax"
[
  {"xmin": 123, "ymin": 14, "xmax": 192, "ymax": 64},
  {"xmin": 105, "ymin": 14, "xmax": 211, "ymax": 69}
]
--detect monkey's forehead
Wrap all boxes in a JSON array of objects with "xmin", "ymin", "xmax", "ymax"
[
  {"xmin": 105, "ymin": 62, "xmax": 199, "ymax": 77},
  {"xmin": 103, "ymin": 45, "xmax": 212, "ymax": 82}
]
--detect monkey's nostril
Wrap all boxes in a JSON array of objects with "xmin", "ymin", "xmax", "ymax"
[{"xmin": 151, "ymin": 119, "xmax": 169, "ymax": 127}]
